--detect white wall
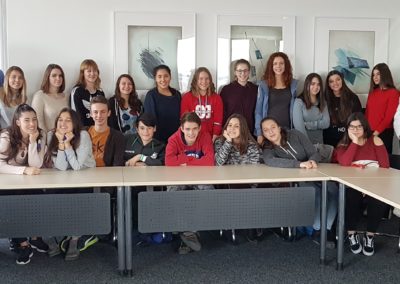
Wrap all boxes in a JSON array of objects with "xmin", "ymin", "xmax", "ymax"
[{"xmin": 5, "ymin": 0, "xmax": 400, "ymax": 99}]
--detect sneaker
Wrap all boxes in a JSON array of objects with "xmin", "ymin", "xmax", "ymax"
[
  {"xmin": 9, "ymin": 240, "xmax": 19, "ymax": 253},
  {"xmin": 65, "ymin": 238, "xmax": 80, "ymax": 261},
  {"xmin": 77, "ymin": 235, "xmax": 98, "ymax": 251},
  {"xmin": 180, "ymin": 232, "xmax": 201, "ymax": 252},
  {"xmin": 178, "ymin": 242, "xmax": 193, "ymax": 255},
  {"xmin": 348, "ymin": 233, "xmax": 362, "ymax": 254},
  {"xmin": 16, "ymin": 246, "xmax": 34, "ymax": 265},
  {"xmin": 363, "ymin": 234, "xmax": 375, "ymax": 256},
  {"xmin": 29, "ymin": 238, "xmax": 49, "ymax": 253}
]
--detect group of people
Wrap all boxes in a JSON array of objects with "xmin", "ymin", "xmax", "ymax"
[{"xmin": 0, "ymin": 52, "xmax": 399, "ymax": 264}]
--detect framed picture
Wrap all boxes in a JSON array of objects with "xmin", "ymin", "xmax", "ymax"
[
  {"xmin": 314, "ymin": 17, "xmax": 389, "ymax": 103},
  {"xmin": 114, "ymin": 12, "xmax": 195, "ymax": 99},
  {"xmin": 217, "ymin": 14, "xmax": 295, "ymax": 90}
]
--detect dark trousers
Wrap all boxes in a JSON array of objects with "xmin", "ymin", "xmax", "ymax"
[
  {"xmin": 345, "ymin": 187, "xmax": 387, "ymax": 232},
  {"xmin": 379, "ymin": 128, "xmax": 394, "ymax": 154}
]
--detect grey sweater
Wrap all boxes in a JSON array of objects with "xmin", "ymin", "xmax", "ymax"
[
  {"xmin": 214, "ymin": 138, "xmax": 260, "ymax": 165},
  {"xmin": 262, "ymin": 129, "xmax": 321, "ymax": 168}
]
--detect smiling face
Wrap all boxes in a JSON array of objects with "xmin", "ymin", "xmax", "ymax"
[
  {"xmin": 16, "ymin": 111, "xmax": 38, "ymax": 137},
  {"xmin": 8, "ymin": 70, "xmax": 24, "ymax": 92},
  {"xmin": 90, "ymin": 102, "xmax": 110, "ymax": 128},
  {"xmin": 197, "ymin": 71, "xmax": 211, "ymax": 95},
  {"xmin": 328, "ymin": 74, "xmax": 343, "ymax": 96},
  {"xmin": 309, "ymin": 77, "xmax": 321, "ymax": 97},
  {"xmin": 235, "ymin": 63, "xmax": 250, "ymax": 85},
  {"xmin": 83, "ymin": 67, "xmax": 99, "ymax": 85},
  {"xmin": 155, "ymin": 69, "xmax": 171, "ymax": 90},
  {"xmin": 181, "ymin": 121, "xmax": 201, "ymax": 146},
  {"xmin": 226, "ymin": 117, "xmax": 241, "ymax": 140},
  {"xmin": 57, "ymin": 111, "xmax": 73, "ymax": 134},
  {"xmin": 272, "ymin": 56, "xmax": 285, "ymax": 76},
  {"xmin": 119, "ymin": 77, "xmax": 133, "ymax": 97},
  {"xmin": 372, "ymin": 69, "xmax": 381, "ymax": 86},
  {"xmin": 261, "ymin": 119, "xmax": 282, "ymax": 145},
  {"xmin": 49, "ymin": 68, "xmax": 63, "ymax": 91}
]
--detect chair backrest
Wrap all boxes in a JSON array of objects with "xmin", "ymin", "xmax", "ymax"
[{"xmin": 389, "ymin": 154, "xmax": 400, "ymax": 170}]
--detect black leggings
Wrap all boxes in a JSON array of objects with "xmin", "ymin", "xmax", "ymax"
[{"xmin": 379, "ymin": 128, "xmax": 394, "ymax": 154}]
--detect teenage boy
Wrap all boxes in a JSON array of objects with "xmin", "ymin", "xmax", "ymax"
[{"xmin": 165, "ymin": 112, "xmax": 215, "ymax": 254}]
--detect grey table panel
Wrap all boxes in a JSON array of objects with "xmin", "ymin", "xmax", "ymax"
[
  {"xmin": 0, "ymin": 193, "xmax": 111, "ymax": 237},
  {"xmin": 138, "ymin": 187, "xmax": 315, "ymax": 233}
]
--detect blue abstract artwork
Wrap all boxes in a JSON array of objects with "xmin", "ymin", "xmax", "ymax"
[{"xmin": 332, "ymin": 48, "xmax": 370, "ymax": 85}]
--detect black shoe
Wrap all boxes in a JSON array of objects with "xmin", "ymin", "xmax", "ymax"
[
  {"xmin": 9, "ymin": 240, "xmax": 19, "ymax": 253},
  {"xmin": 16, "ymin": 246, "xmax": 33, "ymax": 265},
  {"xmin": 29, "ymin": 238, "xmax": 49, "ymax": 253},
  {"xmin": 363, "ymin": 234, "xmax": 375, "ymax": 256},
  {"xmin": 348, "ymin": 233, "xmax": 362, "ymax": 254}
]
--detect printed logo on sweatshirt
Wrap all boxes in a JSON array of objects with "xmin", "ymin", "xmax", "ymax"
[
  {"xmin": 151, "ymin": 152, "xmax": 158, "ymax": 159},
  {"xmin": 184, "ymin": 149, "xmax": 204, "ymax": 159},
  {"xmin": 195, "ymin": 104, "xmax": 211, "ymax": 119}
]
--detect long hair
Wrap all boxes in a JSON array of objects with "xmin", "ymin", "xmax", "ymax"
[
  {"xmin": 218, "ymin": 113, "xmax": 257, "ymax": 155},
  {"xmin": 298, "ymin": 73, "xmax": 325, "ymax": 111},
  {"xmin": 338, "ymin": 112, "xmax": 372, "ymax": 147},
  {"xmin": 190, "ymin": 67, "xmax": 215, "ymax": 97},
  {"xmin": 40, "ymin": 64, "xmax": 66, "ymax": 93},
  {"xmin": 114, "ymin": 74, "xmax": 142, "ymax": 114},
  {"xmin": 0, "ymin": 104, "xmax": 42, "ymax": 163},
  {"xmin": 369, "ymin": 63, "xmax": 396, "ymax": 92},
  {"xmin": 325, "ymin": 70, "xmax": 357, "ymax": 125},
  {"xmin": 44, "ymin": 108, "xmax": 82, "ymax": 168},
  {"xmin": 263, "ymin": 52, "xmax": 293, "ymax": 88},
  {"xmin": 75, "ymin": 59, "xmax": 101, "ymax": 90},
  {"xmin": 260, "ymin": 116, "xmax": 288, "ymax": 149},
  {"xmin": 1, "ymin": 66, "xmax": 27, "ymax": 107}
]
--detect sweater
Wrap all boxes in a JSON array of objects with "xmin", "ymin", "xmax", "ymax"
[
  {"xmin": 0, "ymin": 130, "xmax": 46, "ymax": 174},
  {"xmin": 31, "ymin": 90, "xmax": 69, "ymax": 133},
  {"xmin": 180, "ymin": 91, "xmax": 223, "ymax": 137},
  {"xmin": 220, "ymin": 81, "xmax": 258, "ymax": 134},
  {"xmin": 254, "ymin": 79, "xmax": 298, "ymax": 136},
  {"xmin": 48, "ymin": 130, "xmax": 96, "ymax": 170},
  {"xmin": 292, "ymin": 98, "xmax": 330, "ymax": 144},
  {"xmin": 262, "ymin": 129, "xmax": 321, "ymax": 168},
  {"xmin": 334, "ymin": 136, "xmax": 389, "ymax": 168},
  {"xmin": 165, "ymin": 129, "xmax": 215, "ymax": 166},
  {"xmin": 124, "ymin": 133, "xmax": 165, "ymax": 166},
  {"xmin": 108, "ymin": 95, "xmax": 143, "ymax": 134},
  {"xmin": 70, "ymin": 85, "xmax": 105, "ymax": 127},
  {"xmin": 365, "ymin": 88, "xmax": 400, "ymax": 134},
  {"xmin": 143, "ymin": 87, "xmax": 181, "ymax": 143},
  {"xmin": 214, "ymin": 138, "xmax": 260, "ymax": 165}
]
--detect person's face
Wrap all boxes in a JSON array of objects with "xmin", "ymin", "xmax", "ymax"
[
  {"xmin": 226, "ymin": 117, "xmax": 241, "ymax": 140},
  {"xmin": 197, "ymin": 71, "xmax": 210, "ymax": 94},
  {"xmin": 57, "ymin": 112, "xmax": 73, "ymax": 134},
  {"xmin": 119, "ymin": 77, "xmax": 133, "ymax": 96},
  {"xmin": 348, "ymin": 119, "xmax": 364, "ymax": 139},
  {"xmin": 90, "ymin": 103, "xmax": 110, "ymax": 127},
  {"xmin": 272, "ymin": 56, "xmax": 285, "ymax": 76},
  {"xmin": 181, "ymin": 121, "xmax": 201, "ymax": 145},
  {"xmin": 49, "ymin": 68, "xmax": 63, "ymax": 90},
  {"xmin": 8, "ymin": 70, "xmax": 24, "ymax": 92},
  {"xmin": 328, "ymin": 74, "xmax": 343, "ymax": 94},
  {"xmin": 372, "ymin": 69, "xmax": 381, "ymax": 85},
  {"xmin": 155, "ymin": 69, "xmax": 171, "ymax": 90},
  {"xmin": 235, "ymin": 63, "xmax": 250, "ymax": 85},
  {"xmin": 309, "ymin": 77, "xmax": 321, "ymax": 96},
  {"xmin": 84, "ymin": 67, "xmax": 98, "ymax": 84},
  {"xmin": 137, "ymin": 121, "xmax": 155, "ymax": 144},
  {"xmin": 261, "ymin": 119, "xmax": 282, "ymax": 145},
  {"xmin": 16, "ymin": 111, "xmax": 38, "ymax": 137}
]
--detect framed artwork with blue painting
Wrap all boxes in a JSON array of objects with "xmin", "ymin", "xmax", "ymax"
[
  {"xmin": 314, "ymin": 17, "xmax": 389, "ymax": 105},
  {"xmin": 114, "ymin": 12, "xmax": 195, "ymax": 100}
]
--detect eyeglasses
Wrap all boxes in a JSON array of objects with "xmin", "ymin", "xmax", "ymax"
[
  {"xmin": 348, "ymin": 125, "xmax": 363, "ymax": 131},
  {"xmin": 235, "ymin": 69, "xmax": 249, "ymax": 74}
]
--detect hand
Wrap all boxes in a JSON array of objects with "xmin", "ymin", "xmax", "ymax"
[
  {"xmin": 257, "ymin": 136, "xmax": 264, "ymax": 145},
  {"xmin": 348, "ymin": 131, "xmax": 359, "ymax": 144},
  {"xmin": 135, "ymin": 162, "xmax": 147, "ymax": 167},
  {"xmin": 64, "ymin": 132, "xmax": 75, "ymax": 143},
  {"xmin": 55, "ymin": 130, "xmax": 65, "ymax": 143},
  {"xmin": 125, "ymin": 155, "xmax": 141, "ymax": 167},
  {"xmin": 309, "ymin": 160, "xmax": 318, "ymax": 168},
  {"xmin": 373, "ymin": 130, "xmax": 379, "ymax": 136},
  {"xmin": 223, "ymin": 130, "xmax": 232, "ymax": 142},
  {"xmin": 23, "ymin": 167, "xmax": 41, "ymax": 175},
  {"xmin": 29, "ymin": 131, "xmax": 40, "ymax": 144},
  {"xmin": 299, "ymin": 161, "xmax": 314, "ymax": 169}
]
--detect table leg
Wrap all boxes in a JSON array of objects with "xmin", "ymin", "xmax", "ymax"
[
  {"xmin": 125, "ymin": 186, "xmax": 133, "ymax": 276},
  {"xmin": 320, "ymin": 180, "xmax": 327, "ymax": 265},
  {"xmin": 337, "ymin": 183, "xmax": 345, "ymax": 270},
  {"xmin": 117, "ymin": 186, "xmax": 126, "ymax": 274}
]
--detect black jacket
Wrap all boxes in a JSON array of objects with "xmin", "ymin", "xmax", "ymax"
[{"xmin": 124, "ymin": 134, "xmax": 165, "ymax": 166}]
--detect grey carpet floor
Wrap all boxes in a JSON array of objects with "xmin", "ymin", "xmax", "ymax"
[{"xmin": 1, "ymin": 228, "xmax": 400, "ymax": 284}]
